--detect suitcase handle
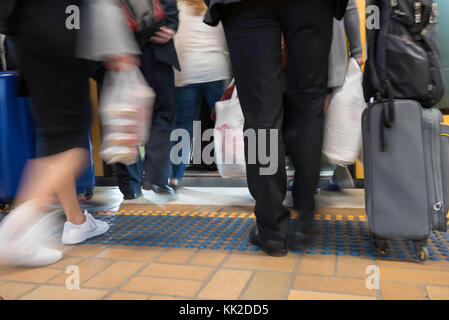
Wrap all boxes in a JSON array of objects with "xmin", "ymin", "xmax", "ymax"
[{"xmin": 379, "ymin": 80, "xmax": 396, "ymax": 152}]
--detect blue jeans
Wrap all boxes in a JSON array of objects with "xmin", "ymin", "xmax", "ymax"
[{"xmin": 169, "ymin": 80, "xmax": 226, "ymax": 181}]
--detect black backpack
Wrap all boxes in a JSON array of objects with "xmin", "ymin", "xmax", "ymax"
[{"xmin": 363, "ymin": 0, "xmax": 445, "ymax": 108}]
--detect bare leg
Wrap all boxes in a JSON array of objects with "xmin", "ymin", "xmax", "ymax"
[{"xmin": 4, "ymin": 148, "xmax": 89, "ymax": 239}]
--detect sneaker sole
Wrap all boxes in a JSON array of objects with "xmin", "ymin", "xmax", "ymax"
[{"xmin": 62, "ymin": 224, "xmax": 110, "ymax": 245}]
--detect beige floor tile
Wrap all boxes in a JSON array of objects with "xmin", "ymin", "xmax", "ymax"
[
  {"xmin": 95, "ymin": 247, "xmax": 164, "ymax": 262},
  {"xmin": 197, "ymin": 205, "xmax": 225, "ymax": 212},
  {"xmin": 240, "ymin": 272, "xmax": 291, "ymax": 300},
  {"xmin": 218, "ymin": 206, "xmax": 252, "ymax": 213},
  {"xmin": 105, "ymin": 291, "xmax": 149, "ymax": 300},
  {"xmin": 297, "ymin": 254, "xmax": 336, "ymax": 276},
  {"xmin": 84, "ymin": 261, "xmax": 144, "ymax": 289},
  {"xmin": 379, "ymin": 267, "xmax": 449, "ymax": 286},
  {"xmin": 149, "ymin": 295, "xmax": 186, "ymax": 300},
  {"xmin": 49, "ymin": 258, "xmax": 114, "ymax": 285},
  {"xmin": 189, "ymin": 251, "xmax": 229, "ymax": 267},
  {"xmin": 197, "ymin": 269, "xmax": 252, "ymax": 300},
  {"xmin": 139, "ymin": 263, "xmax": 214, "ymax": 281},
  {"xmin": 65, "ymin": 245, "xmax": 105, "ymax": 257},
  {"xmin": 156, "ymin": 248, "xmax": 198, "ymax": 264},
  {"xmin": 47, "ymin": 256, "xmax": 83, "ymax": 270},
  {"xmin": 121, "ymin": 276, "xmax": 202, "ymax": 297},
  {"xmin": 377, "ymin": 260, "xmax": 449, "ymax": 272},
  {"xmin": 293, "ymin": 274, "xmax": 376, "ymax": 297},
  {"xmin": 222, "ymin": 254, "xmax": 296, "ymax": 272},
  {"xmin": 288, "ymin": 289, "xmax": 376, "ymax": 300},
  {"xmin": 0, "ymin": 282, "xmax": 37, "ymax": 300},
  {"xmin": 20, "ymin": 285, "xmax": 108, "ymax": 300},
  {"xmin": 0, "ymin": 267, "xmax": 61, "ymax": 283},
  {"xmin": 336, "ymin": 256, "xmax": 376, "ymax": 278},
  {"xmin": 381, "ymin": 282, "xmax": 426, "ymax": 300},
  {"xmin": 426, "ymin": 286, "xmax": 449, "ymax": 300}
]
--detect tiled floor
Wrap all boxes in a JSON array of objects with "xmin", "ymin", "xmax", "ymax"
[{"xmin": 1, "ymin": 187, "xmax": 449, "ymax": 300}]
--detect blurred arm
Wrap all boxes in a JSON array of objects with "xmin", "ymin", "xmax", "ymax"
[
  {"xmin": 160, "ymin": 0, "xmax": 179, "ymax": 32},
  {"xmin": 78, "ymin": 0, "xmax": 141, "ymax": 62},
  {"xmin": 344, "ymin": 0, "xmax": 363, "ymax": 59}
]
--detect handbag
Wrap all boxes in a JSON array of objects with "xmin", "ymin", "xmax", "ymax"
[
  {"xmin": 119, "ymin": 0, "xmax": 165, "ymax": 48},
  {"xmin": 0, "ymin": 0, "xmax": 19, "ymax": 35}
]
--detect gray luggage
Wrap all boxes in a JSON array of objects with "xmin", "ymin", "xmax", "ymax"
[{"xmin": 362, "ymin": 99, "xmax": 449, "ymax": 261}]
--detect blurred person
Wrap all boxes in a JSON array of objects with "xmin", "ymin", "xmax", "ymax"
[
  {"xmin": 323, "ymin": 0, "xmax": 364, "ymax": 192},
  {"xmin": 115, "ymin": 0, "xmax": 181, "ymax": 199},
  {"xmin": 0, "ymin": 0, "xmax": 140, "ymax": 267},
  {"xmin": 168, "ymin": 0, "xmax": 231, "ymax": 190},
  {"xmin": 204, "ymin": 0, "xmax": 349, "ymax": 256}
]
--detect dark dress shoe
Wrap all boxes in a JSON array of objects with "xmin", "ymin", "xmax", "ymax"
[
  {"xmin": 142, "ymin": 182, "xmax": 177, "ymax": 196},
  {"xmin": 123, "ymin": 191, "xmax": 142, "ymax": 200},
  {"xmin": 249, "ymin": 225, "xmax": 287, "ymax": 257}
]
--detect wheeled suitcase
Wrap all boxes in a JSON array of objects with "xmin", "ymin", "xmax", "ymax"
[
  {"xmin": 362, "ymin": 99, "xmax": 449, "ymax": 261},
  {"xmin": 0, "ymin": 72, "xmax": 96, "ymax": 208},
  {"xmin": 0, "ymin": 71, "xmax": 36, "ymax": 208}
]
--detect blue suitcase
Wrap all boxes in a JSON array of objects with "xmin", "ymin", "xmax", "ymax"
[
  {"xmin": 0, "ymin": 72, "xmax": 36, "ymax": 207},
  {"xmin": 75, "ymin": 134, "xmax": 95, "ymax": 199},
  {"xmin": 0, "ymin": 72, "xmax": 95, "ymax": 207}
]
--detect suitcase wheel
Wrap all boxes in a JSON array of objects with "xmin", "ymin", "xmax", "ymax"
[
  {"xmin": 374, "ymin": 239, "xmax": 390, "ymax": 256},
  {"xmin": 83, "ymin": 187, "xmax": 94, "ymax": 201},
  {"xmin": 0, "ymin": 199, "xmax": 11, "ymax": 211},
  {"xmin": 415, "ymin": 244, "xmax": 429, "ymax": 262}
]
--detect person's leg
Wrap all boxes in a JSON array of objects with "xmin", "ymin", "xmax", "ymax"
[
  {"xmin": 114, "ymin": 157, "xmax": 143, "ymax": 199},
  {"xmin": 6, "ymin": 148, "xmax": 88, "ymax": 237},
  {"xmin": 202, "ymin": 80, "xmax": 226, "ymax": 112},
  {"xmin": 221, "ymin": 1, "xmax": 289, "ymax": 244},
  {"xmin": 280, "ymin": 0, "xmax": 335, "ymax": 233},
  {"xmin": 140, "ymin": 46, "xmax": 176, "ymax": 189},
  {"xmin": 170, "ymin": 84, "xmax": 202, "ymax": 184}
]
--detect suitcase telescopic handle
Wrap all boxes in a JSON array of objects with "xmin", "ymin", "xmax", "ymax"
[{"xmin": 378, "ymin": 80, "xmax": 396, "ymax": 152}]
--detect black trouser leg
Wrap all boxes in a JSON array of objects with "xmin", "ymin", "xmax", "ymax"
[
  {"xmin": 115, "ymin": 156, "xmax": 143, "ymax": 197},
  {"xmin": 140, "ymin": 46, "xmax": 175, "ymax": 186},
  {"xmin": 222, "ymin": 1, "xmax": 289, "ymax": 242},
  {"xmin": 221, "ymin": 0, "xmax": 335, "ymax": 240},
  {"xmin": 281, "ymin": 0, "xmax": 334, "ymax": 232}
]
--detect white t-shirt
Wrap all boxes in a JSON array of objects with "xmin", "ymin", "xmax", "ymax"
[{"xmin": 174, "ymin": 2, "xmax": 232, "ymax": 87}]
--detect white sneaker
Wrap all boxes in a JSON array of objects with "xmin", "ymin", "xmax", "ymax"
[
  {"xmin": 62, "ymin": 211, "xmax": 109, "ymax": 245},
  {"xmin": 0, "ymin": 200, "xmax": 63, "ymax": 267},
  {"xmin": 0, "ymin": 233, "xmax": 63, "ymax": 268}
]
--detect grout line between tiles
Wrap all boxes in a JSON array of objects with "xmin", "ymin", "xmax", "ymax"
[
  {"xmin": 236, "ymin": 271, "xmax": 256, "ymax": 300},
  {"xmin": 192, "ymin": 250, "xmax": 232, "ymax": 299},
  {"xmin": 283, "ymin": 253, "xmax": 302, "ymax": 300},
  {"xmin": 99, "ymin": 247, "xmax": 169, "ymax": 300}
]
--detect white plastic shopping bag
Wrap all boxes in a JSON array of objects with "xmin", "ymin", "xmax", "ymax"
[
  {"xmin": 99, "ymin": 66, "xmax": 155, "ymax": 165},
  {"xmin": 214, "ymin": 82, "xmax": 246, "ymax": 178},
  {"xmin": 323, "ymin": 58, "xmax": 367, "ymax": 165}
]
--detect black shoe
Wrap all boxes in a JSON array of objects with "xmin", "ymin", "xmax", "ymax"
[
  {"xmin": 142, "ymin": 182, "xmax": 177, "ymax": 196},
  {"xmin": 249, "ymin": 225, "xmax": 287, "ymax": 257},
  {"xmin": 123, "ymin": 191, "xmax": 142, "ymax": 200}
]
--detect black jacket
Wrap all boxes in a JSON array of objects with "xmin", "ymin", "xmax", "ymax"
[
  {"xmin": 203, "ymin": 0, "xmax": 350, "ymax": 26},
  {"xmin": 149, "ymin": 0, "xmax": 180, "ymax": 70}
]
